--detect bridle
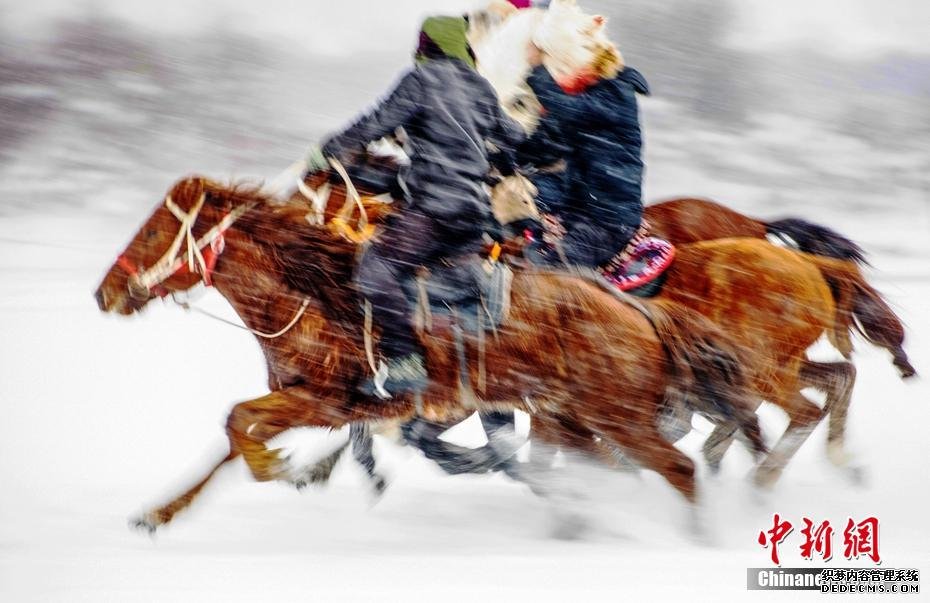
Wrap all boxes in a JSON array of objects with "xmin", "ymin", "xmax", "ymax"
[
  {"xmin": 117, "ymin": 191, "xmax": 256, "ymax": 300},
  {"xmin": 115, "ymin": 189, "xmax": 314, "ymax": 340}
]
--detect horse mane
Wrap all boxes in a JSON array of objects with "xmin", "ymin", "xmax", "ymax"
[
  {"xmin": 202, "ymin": 179, "xmax": 363, "ymax": 323},
  {"xmin": 471, "ymin": 8, "xmax": 542, "ymax": 107}
]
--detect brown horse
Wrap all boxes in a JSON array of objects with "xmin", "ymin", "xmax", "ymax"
[
  {"xmin": 304, "ymin": 173, "xmax": 914, "ymax": 486},
  {"xmin": 645, "ymin": 197, "xmax": 912, "ymax": 376},
  {"xmin": 95, "ymin": 176, "xmax": 764, "ymax": 532},
  {"xmin": 643, "ymin": 197, "xmax": 915, "ymax": 472}
]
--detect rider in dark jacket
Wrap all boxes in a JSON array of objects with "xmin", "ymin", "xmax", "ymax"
[
  {"xmin": 321, "ymin": 16, "xmax": 524, "ymax": 397},
  {"xmin": 524, "ymin": 62, "xmax": 650, "ymax": 268}
]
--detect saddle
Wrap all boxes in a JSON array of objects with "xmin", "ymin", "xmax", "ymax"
[
  {"xmin": 403, "ymin": 252, "xmax": 513, "ymax": 335},
  {"xmin": 601, "ymin": 235, "xmax": 676, "ymax": 298},
  {"xmin": 533, "ymin": 217, "xmax": 676, "ymax": 298}
]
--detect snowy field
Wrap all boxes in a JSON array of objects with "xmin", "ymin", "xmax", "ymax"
[{"xmin": 2, "ymin": 1, "xmax": 929, "ymax": 601}]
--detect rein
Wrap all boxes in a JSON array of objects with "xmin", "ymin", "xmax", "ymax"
[
  {"xmin": 117, "ymin": 191, "xmax": 310, "ymax": 340},
  {"xmin": 118, "ymin": 193, "xmax": 256, "ymax": 298},
  {"xmin": 172, "ymin": 293, "xmax": 311, "ymax": 340}
]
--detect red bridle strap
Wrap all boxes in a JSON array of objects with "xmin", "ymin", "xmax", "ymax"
[{"xmin": 115, "ymin": 211, "xmax": 232, "ymax": 298}]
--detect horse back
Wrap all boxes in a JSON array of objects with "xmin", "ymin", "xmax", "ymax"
[
  {"xmin": 645, "ymin": 198, "xmax": 767, "ymax": 245},
  {"xmin": 660, "ymin": 238, "xmax": 834, "ymax": 362}
]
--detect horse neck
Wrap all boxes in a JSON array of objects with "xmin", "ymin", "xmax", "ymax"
[{"xmin": 207, "ymin": 210, "xmax": 312, "ymax": 338}]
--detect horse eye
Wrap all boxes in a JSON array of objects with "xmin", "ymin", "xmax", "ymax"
[{"xmin": 145, "ymin": 229, "xmax": 158, "ymax": 240}]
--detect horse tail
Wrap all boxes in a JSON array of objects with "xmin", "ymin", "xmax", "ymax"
[
  {"xmin": 808, "ymin": 255, "xmax": 916, "ymax": 379},
  {"xmin": 764, "ymin": 218, "xmax": 869, "ymax": 266},
  {"xmin": 645, "ymin": 299, "xmax": 768, "ymax": 458}
]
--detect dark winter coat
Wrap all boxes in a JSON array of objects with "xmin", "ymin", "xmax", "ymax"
[
  {"xmin": 525, "ymin": 64, "xmax": 650, "ymax": 265},
  {"xmin": 323, "ymin": 59, "xmax": 524, "ymax": 233}
]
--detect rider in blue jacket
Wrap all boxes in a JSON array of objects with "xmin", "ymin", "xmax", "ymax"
[{"xmin": 523, "ymin": 59, "xmax": 650, "ymax": 268}]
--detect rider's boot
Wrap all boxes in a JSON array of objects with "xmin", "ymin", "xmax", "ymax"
[{"xmin": 361, "ymin": 352, "xmax": 429, "ymax": 399}]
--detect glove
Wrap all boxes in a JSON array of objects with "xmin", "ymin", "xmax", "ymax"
[{"xmin": 305, "ymin": 143, "xmax": 330, "ymax": 173}]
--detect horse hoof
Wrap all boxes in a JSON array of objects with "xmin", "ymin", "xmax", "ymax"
[
  {"xmin": 292, "ymin": 474, "xmax": 324, "ymax": 491},
  {"xmin": 549, "ymin": 511, "xmax": 589, "ymax": 540},
  {"xmin": 844, "ymin": 465, "xmax": 869, "ymax": 487},
  {"xmin": 826, "ymin": 441, "xmax": 854, "ymax": 468},
  {"xmin": 689, "ymin": 521, "xmax": 715, "ymax": 547},
  {"xmin": 129, "ymin": 513, "xmax": 160, "ymax": 535},
  {"xmin": 752, "ymin": 465, "xmax": 781, "ymax": 491},
  {"xmin": 372, "ymin": 475, "xmax": 388, "ymax": 497},
  {"xmin": 686, "ymin": 502, "xmax": 716, "ymax": 546},
  {"xmin": 290, "ymin": 464, "xmax": 335, "ymax": 491}
]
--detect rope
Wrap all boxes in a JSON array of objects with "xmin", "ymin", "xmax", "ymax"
[
  {"xmin": 264, "ymin": 159, "xmax": 309, "ymax": 199},
  {"xmin": 137, "ymin": 193, "xmax": 205, "ymax": 290},
  {"xmin": 173, "ymin": 294, "xmax": 311, "ymax": 339},
  {"xmin": 477, "ymin": 304, "xmax": 486, "ymax": 394},
  {"xmin": 135, "ymin": 195, "xmax": 256, "ymax": 292},
  {"xmin": 362, "ymin": 300, "xmax": 379, "ymax": 375},
  {"xmin": 328, "ymin": 158, "xmax": 369, "ymax": 231}
]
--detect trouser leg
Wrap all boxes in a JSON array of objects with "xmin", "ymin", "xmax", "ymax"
[
  {"xmin": 550, "ymin": 220, "xmax": 637, "ymax": 269},
  {"xmin": 357, "ymin": 212, "xmax": 438, "ymax": 358}
]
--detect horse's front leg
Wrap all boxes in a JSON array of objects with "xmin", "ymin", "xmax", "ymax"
[
  {"xmin": 131, "ymin": 449, "xmax": 239, "ymax": 534},
  {"xmin": 349, "ymin": 422, "xmax": 388, "ymax": 496},
  {"xmin": 133, "ymin": 386, "xmax": 362, "ymax": 533},
  {"xmin": 225, "ymin": 387, "xmax": 359, "ymax": 482}
]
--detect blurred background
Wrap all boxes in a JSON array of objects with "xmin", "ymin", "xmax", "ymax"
[
  {"xmin": 1, "ymin": 0, "xmax": 928, "ymax": 245},
  {"xmin": 1, "ymin": 2, "xmax": 928, "ymax": 600}
]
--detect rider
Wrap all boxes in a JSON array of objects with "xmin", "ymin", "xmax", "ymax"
[
  {"xmin": 521, "ymin": 35, "xmax": 650, "ymax": 269},
  {"xmin": 314, "ymin": 16, "xmax": 525, "ymax": 398}
]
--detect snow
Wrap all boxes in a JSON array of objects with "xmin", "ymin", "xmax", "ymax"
[
  {"xmin": 1, "ymin": 202, "xmax": 928, "ymax": 603},
  {"xmin": 1, "ymin": 2, "xmax": 929, "ymax": 600}
]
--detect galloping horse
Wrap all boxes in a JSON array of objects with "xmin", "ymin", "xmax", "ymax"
[
  {"xmin": 95, "ymin": 176, "xmax": 763, "ymax": 532},
  {"xmin": 468, "ymin": 0, "xmax": 619, "ymax": 131},
  {"xmin": 297, "ymin": 170, "xmax": 915, "ymax": 490},
  {"xmin": 644, "ymin": 196, "xmax": 913, "ymax": 377},
  {"xmin": 642, "ymin": 197, "xmax": 916, "ymax": 473}
]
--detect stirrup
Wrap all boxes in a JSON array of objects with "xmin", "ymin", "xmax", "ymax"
[
  {"xmin": 371, "ymin": 360, "xmax": 391, "ymax": 400},
  {"xmin": 361, "ymin": 354, "xmax": 428, "ymax": 400}
]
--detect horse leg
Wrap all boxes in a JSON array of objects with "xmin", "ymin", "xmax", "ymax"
[
  {"xmin": 699, "ymin": 388, "xmax": 764, "ymax": 473},
  {"xmin": 137, "ymin": 387, "xmax": 359, "ymax": 531},
  {"xmin": 131, "ymin": 450, "xmax": 238, "ymax": 533},
  {"xmin": 702, "ymin": 424, "xmax": 737, "ymax": 475},
  {"xmin": 585, "ymin": 409, "xmax": 708, "ymax": 540},
  {"xmin": 753, "ymin": 390, "xmax": 824, "ymax": 489},
  {"xmin": 586, "ymin": 412, "xmax": 697, "ymax": 505},
  {"xmin": 290, "ymin": 439, "xmax": 351, "ymax": 490},
  {"xmin": 349, "ymin": 423, "xmax": 388, "ymax": 496},
  {"xmin": 799, "ymin": 359, "xmax": 858, "ymax": 469}
]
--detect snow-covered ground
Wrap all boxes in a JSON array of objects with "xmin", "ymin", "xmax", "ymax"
[
  {"xmin": 2, "ymin": 1, "xmax": 929, "ymax": 600},
  {"xmin": 1, "ymin": 211, "xmax": 928, "ymax": 601}
]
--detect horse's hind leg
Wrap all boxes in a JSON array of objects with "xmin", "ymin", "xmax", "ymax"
[
  {"xmin": 799, "ymin": 360, "xmax": 857, "ymax": 468},
  {"xmin": 753, "ymin": 390, "xmax": 824, "ymax": 489}
]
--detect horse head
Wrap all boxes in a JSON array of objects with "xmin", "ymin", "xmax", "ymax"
[
  {"xmin": 536, "ymin": 0, "xmax": 622, "ymax": 93},
  {"xmin": 470, "ymin": 0, "xmax": 622, "ymax": 130},
  {"xmin": 95, "ymin": 176, "xmax": 241, "ymax": 315}
]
